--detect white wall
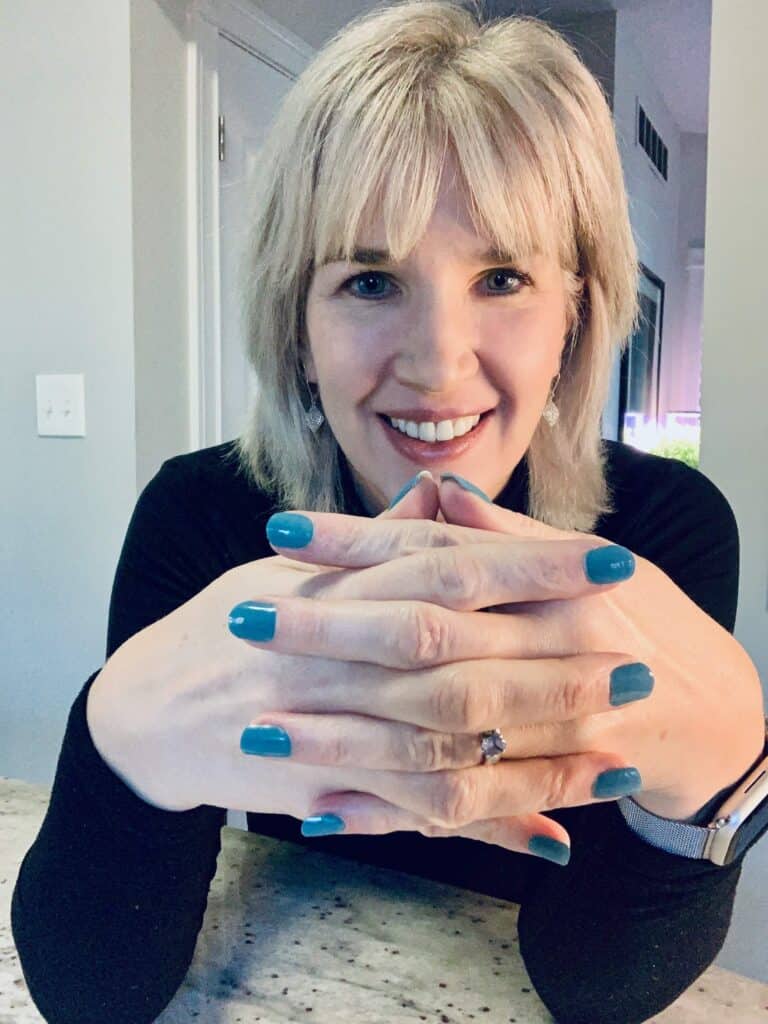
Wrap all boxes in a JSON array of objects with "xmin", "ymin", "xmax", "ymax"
[
  {"xmin": 612, "ymin": 12, "xmax": 685, "ymax": 423},
  {"xmin": 699, "ymin": 0, "xmax": 768, "ymax": 983},
  {"xmin": 131, "ymin": 0, "xmax": 191, "ymax": 487},
  {"xmin": 0, "ymin": 0, "xmax": 191, "ymax": 786},
  {"xmin": 1, "ymin": 1, "xmax": 137, "ymax": 785}
]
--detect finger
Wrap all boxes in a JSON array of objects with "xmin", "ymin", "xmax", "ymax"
[
  {"xmin": 379, "ymin": 470, "xmax": 440, "ymax": 520},
  {"xmin": 438, "ymin": 474, "xmax": 575, "ymax": 540},
  {"xmin": 339, "ymin": 753, "xmax": 643, "ymax": 829},
  {"xmin": 228, "ymin": 594, "xmax": 528, "ymax": 666},
  {"xmin": 338, "ymin": 537, "xmax": 637, "ymax": 607},
  {"xmin": 300, "ymin": 791, "xmax": 572, "ymax": 865},
  {"xmin": 256, "ymin": 652, "xmax": 654, "ymax": 736},
  {"xmin": 241, "ymin": 711, "xmax": 483, "ymax": 770},
  {"xmin": 265, "ymin": 507, "xmax": 498, "ymax": 569}
]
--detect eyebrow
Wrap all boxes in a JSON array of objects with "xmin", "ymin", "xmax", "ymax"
[{"xmin": 320, "ymin": 245, "xmax": 521, "ymax": 267}]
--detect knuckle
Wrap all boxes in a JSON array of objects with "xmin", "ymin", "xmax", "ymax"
[
  {"xmin": 431, "ymin": 668, "xmax": 471, "ymax": 730},
  {"xmin": 325, "ymin": 731, "xmax": 353, "ymax": 766},
  {"xmin": 553, "ymin": 660, "xmax": 593, "ymax": 719},
  {"xmin": 426, "ymin": 549, "xmax": 481, "ymax": 607},
  {"xmin": 398, "ymin": 604, "xmax": 451, "ymax": 668},
  {"xmin": 534, "ymin": 551, "xmax": 574, "ymax": 592},
  {"xmin": 430, "ymin": 772, "xmax": 478, "ymax": 828},
  {"xmin": 403, "ymin": 729, "xmax": 443, "ymax": 771},
  {"xmin": 401, "ymin": 519, "xmax": 458, "ymax": 554},
  {"xmin": 540, "ymin": 761, "xmax": 572, "ymax": 812}
]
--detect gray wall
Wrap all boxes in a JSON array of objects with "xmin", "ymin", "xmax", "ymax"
[
  {"xmin": 1, "ymin": 1, "xmax": 137, "ymax": 784},
  {"xmin": 1, "ymin": 0, "xmax": 190, "ymax": 786}
]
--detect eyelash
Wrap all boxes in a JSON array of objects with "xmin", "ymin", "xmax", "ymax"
[{"xmin": 339, "ymin": 267, "xmax": 532, "ymax": 301}]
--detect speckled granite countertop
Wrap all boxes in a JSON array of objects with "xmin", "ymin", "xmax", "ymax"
[{"xmin": 2, "ymin": 776, "xmax": 767, "ymax": 1022}]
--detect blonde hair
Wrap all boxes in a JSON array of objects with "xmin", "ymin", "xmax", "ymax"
[{"xmin": 230, "ymin": 0, "xmax": 640, "ymax": 531}]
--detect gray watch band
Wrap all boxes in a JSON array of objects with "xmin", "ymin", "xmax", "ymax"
[{"xmin": 617, "ymin": 795, "xmax": 714, "ymax": 858}]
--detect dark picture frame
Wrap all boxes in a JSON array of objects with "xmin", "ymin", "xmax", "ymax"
[{"xmin": 618, "ymin": 262, "xmax": 665, "ymax": 445}]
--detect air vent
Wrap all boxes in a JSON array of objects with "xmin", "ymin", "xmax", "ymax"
[{"xmin": 638, "ymin": 104, "xmax": 668, "ymax": 181}]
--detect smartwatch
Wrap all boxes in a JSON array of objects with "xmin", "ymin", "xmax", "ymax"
[{"xmin": 617, "ymin": 716, "xmax": 768, "ymax": 866}]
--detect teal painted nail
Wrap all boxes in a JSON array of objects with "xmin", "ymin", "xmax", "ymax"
[
  {"xmin": 528, "ymin": 835, "xmax": 571, "ymax": 866},
  {"xmin": 584, "ymin": 544, "xmax": 635, "ymax": 584},
  {"xmin": 440, "ymin": 473, "xmax": 492, "ymax": 503},
  {"xmin": 301, "ymin": 813, "xmax": 346, "ymax": 837},
  {"xmin": 240, "ymin": 725, "xmax": 292, "ymax": 757},
  {"xmin": 227, "ymin": 601, "xmax": 276, "ymax": 641},
  {"xmin": 609, "ymin": 663, "xmax": 655, "ymax": 706},
  {"xmin": 592, "ymin": 767, "xmax": 642, "ymax": 799},
  {"xmin": 388, "ymin": 472, "xmax": 429, "ymax": 509},
  {"xmin": 266, "ymin": 512, "xmax": 314, "ymax": 548}
]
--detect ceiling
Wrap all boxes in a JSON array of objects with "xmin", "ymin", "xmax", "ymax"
[{"xmin": 253, "ymin": 0, "xmax": 711, "ymax": 133}]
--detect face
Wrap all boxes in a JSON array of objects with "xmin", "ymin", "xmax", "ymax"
[{"xmin": 303, "ymin": 157, "xmax": 570, "ymax": 513}]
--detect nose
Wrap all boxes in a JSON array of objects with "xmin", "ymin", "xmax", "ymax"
[{"xmin": 392, "ymin": 302, "xmax": 480, "ymax": 392}]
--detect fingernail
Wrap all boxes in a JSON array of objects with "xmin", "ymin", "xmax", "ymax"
[
  {"xmin": 301, "ymin": 813, "xmax": 346, "ymax": 837},
  {"xmin": 388, "ymin": 471, "xmax": 433, "ymax": 509},
  {"xmin": 592, "ymin": 767, "xmax": 643, "ymax": 799},
  {"xmin": 266, "ymin": 512, "xmax": 314, "ymax": 548},
  {"xmin": 584, "ymin": 544, "xmax": 635, "ymax": 583},
  {"xmin": 440, "ymin": 473, "xmax": 492, "ymax": 503},
  {"xmin": 609, "ymin": 663, "xmax": 655, "ymax": 706},
  {"xmin": 240, "ymin": 724, "xmax": 292, "ymax": 756},
  {"xmin": 528, "ymin": 835, "xmax": 571, "ymax": 866},
  {"xmin": 227, "ymin": 601, "xmax": 277, "ymax": 641}
]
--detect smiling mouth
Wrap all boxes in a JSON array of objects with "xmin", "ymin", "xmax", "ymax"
[{"xmin": 376, "ymin": 408, "xmax": 494, "ymax": 443}]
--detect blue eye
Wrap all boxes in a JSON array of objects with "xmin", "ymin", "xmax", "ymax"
[
  {"xmin": 343, "ymin": 271, "xmax": 393, "ymax": 299},
  {"xmin": 340, "ymin": 268, "xmax": 529, "ymax": 301}
]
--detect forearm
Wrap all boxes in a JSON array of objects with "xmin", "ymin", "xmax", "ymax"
[{"xmin": 516, "ymin": 801, "xmax": 744, "ymax": 1024}]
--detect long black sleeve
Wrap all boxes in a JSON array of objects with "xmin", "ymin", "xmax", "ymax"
[
  {"xmin": 11, "ymin": 458, "xmax": 230, "ymax": 1024},
  {"xmin": 11, "ymin": 440, "xmax": 760, "ymax": 1024},
  {"xmin": 516, "ymin": 454, "xmax": 751, "ymax": 1024}
]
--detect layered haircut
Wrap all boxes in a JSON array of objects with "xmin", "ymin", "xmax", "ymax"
[{"xmin": 230, "ymin": 0, "xmax": 640, "ymax": 531}]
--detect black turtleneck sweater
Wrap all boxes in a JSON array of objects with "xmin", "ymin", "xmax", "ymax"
[{"xmin": 12, "ymin": 439, "xmax": 751, "ymax": 1024}]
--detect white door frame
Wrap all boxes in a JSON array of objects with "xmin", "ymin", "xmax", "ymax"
[{"xmin": 185, "ymin": 0, "xmax": 313, "ymax": 450}]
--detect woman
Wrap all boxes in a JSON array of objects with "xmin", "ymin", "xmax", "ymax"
[{"xmin": 12, "ymin": 2, "xmax": 766, "ymax": 1023}]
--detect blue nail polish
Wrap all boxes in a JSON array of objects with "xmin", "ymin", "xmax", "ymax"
[
  {"xmin": 266, "ymin": 512, "xmax": 314, "ymax": 548},
  {"xmin": 440, "ymin": 473, "xmax": 492, "ymax": 503},
  {"xmin": 301, "ymin": 813, "xmax": 346, "ymax": 837},
  {"xmin": 592, "ymin": 767, "xmax": 642, "ymax": 799},
  {"xmin": 528, "ymin": 835, "xmax": 571, "ymax": 866},
  {"xmin": 584, "ymin": 544, "xmax": 635, "ymax": 584},
  {"xmin": 227, "ymin": 601, "xmax": 277, "ymax": 641},
  {"xmin": 609, "ymin": 663, "xmax": 655, "ymax": 706},
  {"xmin": 240, "ymin": 725, "xmax": 292, "ymax": 757},
  {"xmin": 388, "ymin": 473, "xmax": 426, "ymax": 509}
]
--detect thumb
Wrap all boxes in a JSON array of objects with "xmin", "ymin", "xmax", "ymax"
[{"xmin": 378, "ymin": 470, "xmax": 439, "ymax": 521}]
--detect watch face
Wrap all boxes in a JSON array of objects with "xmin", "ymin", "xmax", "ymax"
[{"xmin": 728, "ymin": 798, "xmax": 768, "ymax": 865}]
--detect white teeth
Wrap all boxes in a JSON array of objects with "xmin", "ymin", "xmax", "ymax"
[{"xmin": 387, "ymin": 413, "xmax": 482, "ymax": 442}]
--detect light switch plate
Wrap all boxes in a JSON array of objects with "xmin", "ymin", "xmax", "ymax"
[{"xmin": 36, "ymin": 373, "xmax": 86, "ymax": 437}]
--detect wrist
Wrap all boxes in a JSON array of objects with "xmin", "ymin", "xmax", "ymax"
[{"xmin": 634, "ymin": 722, "xmax": 768, "ymax": 823}]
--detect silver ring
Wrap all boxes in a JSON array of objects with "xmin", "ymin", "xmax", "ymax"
[{"xmin": 479, "ymin": 728, "xmax": 507, "ymax": 765}]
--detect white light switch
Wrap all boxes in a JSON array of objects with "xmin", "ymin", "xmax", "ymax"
[{"xmin": 36, "ymin": 374, "xmax": 86, "ymax": 437}]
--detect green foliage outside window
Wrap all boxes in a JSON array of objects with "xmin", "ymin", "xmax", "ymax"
[{"xmin": 649, "ymin": 439, "xmax": 700, "ymax": 469}]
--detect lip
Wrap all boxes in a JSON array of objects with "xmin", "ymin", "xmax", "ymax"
[
  {"xmin": 378, "ymin": 406, "xmax": 495, "ymax": 422},
  {"xmin": 378, "ymin": 408, "xmax": 495, "ymax": 464}
]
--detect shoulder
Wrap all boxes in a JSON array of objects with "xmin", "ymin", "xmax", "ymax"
[
  {"xmin": 600, "ymin": 439, "xmax": 737, "ymax": 541},
  {"xmin": 599, "ymin": 440, "xmax": 739, "ymax": 632},
  {"xmin": 140, "ymin": 441, "xmax": 274, "ymax": 514}
]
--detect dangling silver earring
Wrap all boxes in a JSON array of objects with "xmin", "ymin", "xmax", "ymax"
[
  {"xmin": 303, "ymin": 379, "xmax": 325, "ymax": 433},
  {"xmin": 542, "ymin": 372, "xmax": 560, "ymax": 427}
]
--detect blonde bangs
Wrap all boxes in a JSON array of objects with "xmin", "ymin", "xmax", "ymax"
[{"xmin": 310, "ymin": 58, "xmax": 572, "ymax": 275}]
